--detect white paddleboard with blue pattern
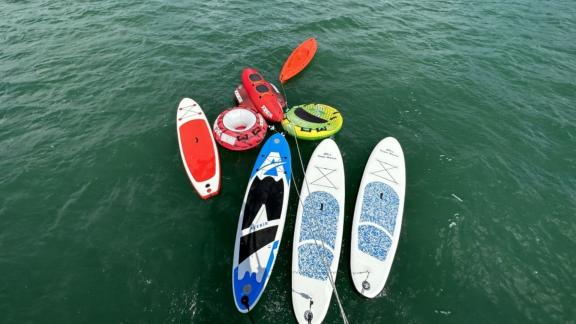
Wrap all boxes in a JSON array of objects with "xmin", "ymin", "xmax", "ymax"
[
  {"xmin": 350, "ymin": 137, "xmax": 406, "ymax": 298},
  {"xmin": 291, "ymin": 138, "xmax": 345, "ymax": 324}
]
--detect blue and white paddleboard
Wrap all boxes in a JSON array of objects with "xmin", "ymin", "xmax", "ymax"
[
  {"xmin": 232, "ymin": 133, "xmax": 292, "ymax": 313},
  {"xmin": 350, "ymin": 137, "xmax": 406, "ymax": 298},
  {"xmin": 291, "ymin": 138, "xmax": 345, "ymax": 324}
]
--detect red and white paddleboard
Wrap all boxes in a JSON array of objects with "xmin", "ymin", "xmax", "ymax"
[{"xmin": 176, "ymin": 98, "xmax": 221, "ymax": 199}]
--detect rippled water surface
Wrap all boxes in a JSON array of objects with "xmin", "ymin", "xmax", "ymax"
[{"xmin": 1, "ymin": 0, "xmax": 575, "ymax": 323}]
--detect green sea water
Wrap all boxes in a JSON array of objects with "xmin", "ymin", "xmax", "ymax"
[{"xmin": 1, "ymin": 0, "xmax": 575, "ymax": 323}]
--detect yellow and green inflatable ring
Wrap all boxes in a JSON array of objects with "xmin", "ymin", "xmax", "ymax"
[{"xmin": 281, "ymin": 104, "xmax": 343, "ymax": 140}]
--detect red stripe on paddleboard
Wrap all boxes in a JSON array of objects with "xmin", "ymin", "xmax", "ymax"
[{"xmin": 180, "ymin": 119, "xmax": 216, "ymax": 182}]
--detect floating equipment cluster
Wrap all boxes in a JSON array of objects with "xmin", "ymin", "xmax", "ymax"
[{"xmin": 176, "ymin": 37, "xmax": 404, "ymax": 324}]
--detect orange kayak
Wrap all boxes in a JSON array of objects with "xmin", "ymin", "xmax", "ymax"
[{"xmin": 279, "ymin": 38, "xmax": 317, "ymax": 84}]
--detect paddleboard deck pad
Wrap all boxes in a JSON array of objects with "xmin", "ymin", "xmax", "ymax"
[
  {"xmin": 232, "ymin": 133, "xmax": 292, "ymax": 312},
  {"xmin": 350, "ymin": 137, "xmax": 406, "ymax": 298},
  {"xmin": 176, "ymin": 98, "xmax": 220, "ymax": 199}
]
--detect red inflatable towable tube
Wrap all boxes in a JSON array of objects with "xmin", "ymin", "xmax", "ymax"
[
  {"xmin": 213, "ymin": 107, "xmax": 268, "ymax": 151},
  {"xmin": 234, "ymin": 83, "xmax": 286, "ymax": 112},
  {"xmin": 241, "ymin": 68, "xmax": 285, "ymax": 122}
]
